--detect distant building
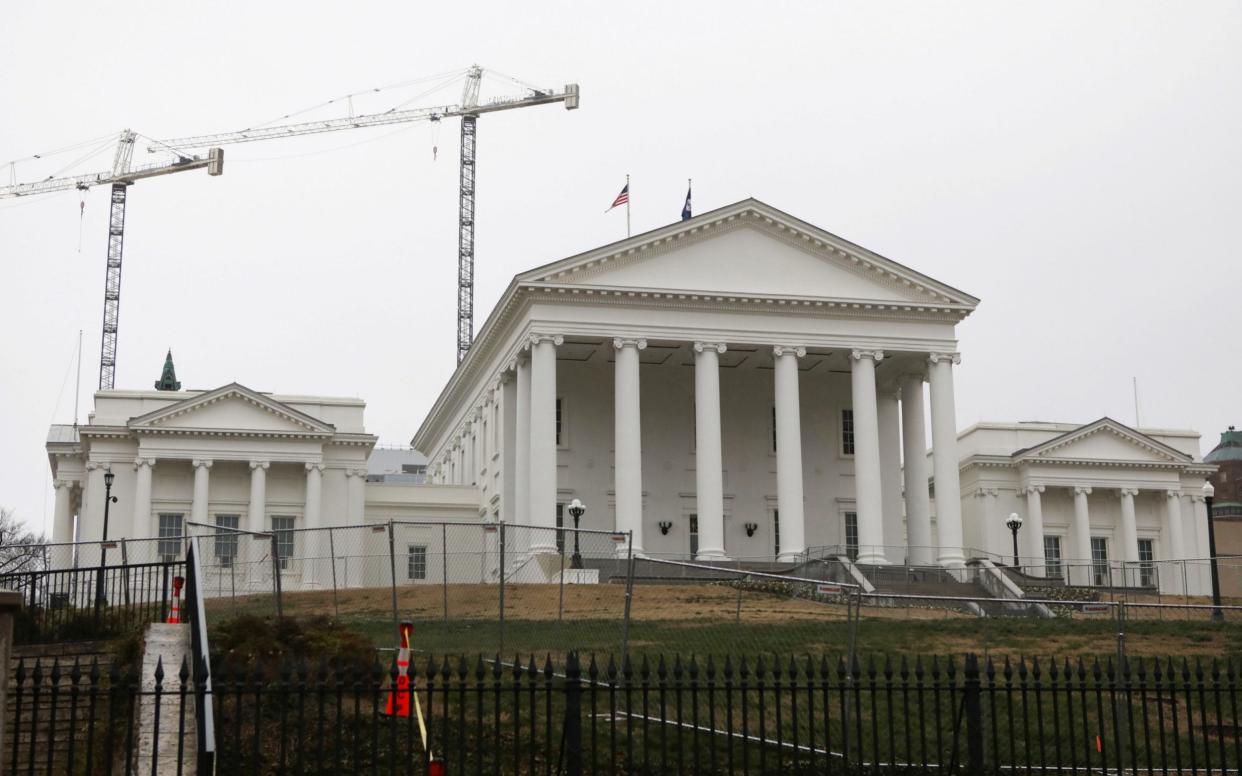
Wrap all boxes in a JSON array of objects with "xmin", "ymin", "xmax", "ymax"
[
  {"xmin": 1205, "ymin": 425, "xmax": 1242, "ymax": 596},
  {"xmin": 951, "ymin": 418, "xmax": 1215, "ymax": 595},
  {"xmin": 46, "ymin": 353, "xmax": 476, "ymax": 565}
]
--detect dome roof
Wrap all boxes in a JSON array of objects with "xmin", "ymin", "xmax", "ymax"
[{"xmin": 1205, "ymin": 426, "xmax": 1242, "ymax": 463}]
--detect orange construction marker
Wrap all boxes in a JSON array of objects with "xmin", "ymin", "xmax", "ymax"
[
  {"xmin": 384, "ymin": 621, "xmax": 415, "ymax": 718},
  {"xmin": 167, "ymin": 576, "xmax": 184, "ymax": 624},
  {"xmin": 1096, "ymin": 734, "xmax": 1103, "ymax": 753}
]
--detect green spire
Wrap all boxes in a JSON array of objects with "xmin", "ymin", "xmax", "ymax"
[{"xmin": 154, "ymin": 349, "xmax": 181, "ymax": 391}]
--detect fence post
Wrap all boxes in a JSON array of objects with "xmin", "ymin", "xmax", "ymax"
[
  {"xmin": 388, "ymin": 520, "xmax": 399, "ymax": 641},
  {"xmin": 328, "ymin": 528, "xmax": 339, "ymax": 618},
  {"xmin": 499, "ymin": 521, "xmax": 506, "ymax": 657},
  {"xmin": 620, "ymin": 533, "xmax": 634, "ymax": 660},
  {"xmin": 442, "ymin": 524, "xmax": 449, "ymax": 623},
  {"xmin": 270, "ymin": 533, "xmax": 284, "ymax": 619},
  {"xmin": 120, "ymin": 538, "xmax": 131, "ymax": 608},
  {"xmin": 564, "ymin": 651, "xmax": 583, "ymax": 776},
  {"xmin": 1113, "ymin": 602, "xmax": 1129, "ymax": 768},
  {"xmin": 558, "ymin": 532, "xmax": 566, "ymax": 623},
  {"xmin": 964, "ymin": 653, "xmax": 984, "ymax": 772}
]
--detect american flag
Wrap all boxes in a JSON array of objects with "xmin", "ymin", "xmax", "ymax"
[{"xmin": 607, "ymin": 183, "xmax": 629, "ymax": 211}]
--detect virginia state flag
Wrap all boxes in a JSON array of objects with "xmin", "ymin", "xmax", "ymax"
[{"xmin": 681, "ymin": 183, "xmax": 692, "ymax": 220}]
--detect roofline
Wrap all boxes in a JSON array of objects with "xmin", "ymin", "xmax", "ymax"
[
  {"xmin": 94, "ymin": 388, "xmax": 366, "ymax": 406},
  {"xmin": 413, "ymin": 197, "xmax": 980, "ymax": 450},
  {"xmin": 1011, "ymin": 416, "xmax": 1194, "ymax": 462},
  {"xmin": 127, "ymin": 382, "xmax": 338, "ymax": 433}
]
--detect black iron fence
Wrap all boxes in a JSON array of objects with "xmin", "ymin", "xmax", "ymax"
[
  {"xmin": 6, "ymin": 649, "xmax": 1241, "ymax": 774},
  {"xmin": 0, "ymin": 559, "xmax": 184, "ymax": 644}
]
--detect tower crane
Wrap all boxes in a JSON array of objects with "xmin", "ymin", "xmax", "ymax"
[
  {"xmin": 2, "ymin": 66, "xmax": 576, "ymax": 391},
  {"xmin": 0, "ymin": 131, "xmax": 224, "ymax": 389},
  {"xmin": 155, "ymin": 66, "xmax": 580, "ymax": 364}
]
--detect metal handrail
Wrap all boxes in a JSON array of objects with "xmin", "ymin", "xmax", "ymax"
[{"xmin": 185, "ymin": 537, "xmax": 216, "ymax": 772}]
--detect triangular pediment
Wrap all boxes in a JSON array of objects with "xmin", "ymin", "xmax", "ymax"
[
  {"xmin": 129, "ymin": 383, "xmax": 334, "ymax": 436},
  {"xmin": 519, "ymin": 199, "xmax": 978, "ymax": 308},
  {"xmin": 1015, "ymin": 418, "xmax": 1191, "ymax": 465}
]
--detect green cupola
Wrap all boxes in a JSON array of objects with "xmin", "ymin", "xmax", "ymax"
[{"xmin": 154, "ymin": 350, "xmax": 182, "ymax": 391}]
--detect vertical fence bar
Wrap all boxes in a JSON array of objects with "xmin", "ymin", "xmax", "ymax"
[
  {"xmin": 442, "ymin": 524, "xmax": 449, "ymax": 624},
  {"xmin": 965, "ymin": 654, "xmax": 984, "ymax": 773},
  {"xmin": 388, "ymin": 520, "xmax": 399, "ymax": 641},
  {"xmin": 499, "ymin": 522, "xmax": 506, "ymax": 657},
  {"xmin": 620, "ymin": 533, "xmax": 634, "ymax": 661},
  {"xmin": 270, "ymin": 533, "xmax": 284, "ymax": 618},
  {"xmin": 329, "ymin": 528, "xmax": 339, "ymax": 618}
]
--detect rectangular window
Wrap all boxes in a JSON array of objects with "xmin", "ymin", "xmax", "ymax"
[
  {"xmin": 555, "ymin": 398, "xmax": 564, "ymax": 446},
  {"xmin": 845, "ymin": 512, "xmax": 859, "ymax": 561},
  {"xmin": 272, "ymin": 516, "xmax": 296, "ymax": 570},
  {"xmin": 157, "ymin": 513, "xmax": 183, "ymax": 562},
  {"xmin": 772, "ymin": 509, "xmax": 780, "ymax": 557},
  {"xmin": 407, "ymin": 545, "xmax": 427, "ymax": 581},
  {"xmin": 1137, "ymin": 539, "xmax": 1156, "ymax": 588},
  {"xmin": 689, "ymin": 514, "xmax": 699, "ymax": 558},
  {"xmin": 1043, "ymin": 536, "xmax": 1063, "ymax": 578},
  {"xmin": 215, "ymin": 514, "xmax": 240, "ymax": 566},
  {"xmin": 1090, "ymin": 537, "xmax": 1109, "ymax": 587},
  {"xmin": 841, "ymin": 409, "xmax": 855, "ymax": 455},
  {"xmin": 555, "ymin": 503, "xmax": 565, "ymax": 554}
]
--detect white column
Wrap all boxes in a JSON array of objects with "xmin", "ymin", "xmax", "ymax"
[
  {"xmin": 346, "ymin": 468, "xmax": 366, "ymax": 523},
  {"xmin": 693, "ymin": 341, "xmax": 728, "ymax": 560},
  {"xmin": 514, "ymin": 357, "xmax": 532, "ymax": 527},
  {"xmin": 850, "ymin": 349, "xmax": 887, "ymax": 565},
  {"xmin": 1072, "ymin": 486, "xmax": 1092, "ymax": 586},
  {"xmin": 976, "ymin": 487, "xmax": 1000, "ymax": 557},
  {"xmin": 303, "ymin": 462, "xmax": 324, "ymax": 586},
  {"xmin": 1024, "ymin": 485, "xmax": 1046, "ymax": 576},
  {"xmin": 131, "ymin": 458, "xmax": 155, "ymax": 539},
  {"xmin": 1191, "ymin": 495, "xmax": 1212, "ymax": 595},
  {"xmin": 928, "ymin": 352, "xmax": 965, "ymax": 566},
  {"xmin": 1117, "ymin": 488, "xmax": 1140, "ymax": 587},
  {"xmin": 304, "ymin": 463, "xmax": 323, "ymax": 530},
  {"xmin": 614, "ymin": 337, "xmax": 646, "ymax": 556},
  {"xmin": 191, "ymin": 459, "xmax": 212, "ymax": 527},
  {"xmin": 52, "ymin": 479, "xmax": 75, "ymax": 543},
  {"xmin": 248, "ymin": 461, "xmax": 268, "ymax": 534},
  {"xmin": 877, "ymin": 386, "xmax": 904, "ymax": 555},
  {"xmin": 773, "ymin": 345, "xmax": 807, "ymax": 562},
  {"xmin": 900, "ymin": 375, "xmax": 933, "ymax": 565},
  {"xmin": 80, "ymin": 462, "xmax": 107, "ymax": 566},
  {"xmin": 464, "ymin": 419, "xmax": 476, "ymax": 485},
  {"xmin": 1165, "ymin": 490, "xmax": 1186, "ymax": 594},
  {"xmin": 528, "ymin": 334, "xmax": 562, "ymax": 551}
]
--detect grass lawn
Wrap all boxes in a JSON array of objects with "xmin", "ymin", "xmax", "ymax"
[{"xmin": 206, "ymin": 582, "xmax": 1242, "ymax": 662}]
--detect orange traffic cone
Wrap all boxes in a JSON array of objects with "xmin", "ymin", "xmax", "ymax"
[
  {"xmin": 384, "ymin": 622, "xmax": 415, "ymax": 717},
  {"xmin": 167, "ymin": 576, "xmax": 184, "ymax": 624}
]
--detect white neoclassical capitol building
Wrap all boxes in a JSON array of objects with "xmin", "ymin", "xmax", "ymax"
[{"xmin": 48, "ymin": 199, "xmax": 1217, "ymax": 594}]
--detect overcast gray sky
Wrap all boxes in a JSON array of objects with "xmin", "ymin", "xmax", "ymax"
[{"xmin": 3, "ymin": 1, "xmax": 1239, "ymax": 535}]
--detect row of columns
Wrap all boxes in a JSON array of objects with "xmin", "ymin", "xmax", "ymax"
[
  {"xmin": 469, "ymin": 334, "xmax": 967, "ymax": 564},
  {"xmin": 65, "ymin": 458, "xmax": 363, "ymax": 543},
  {"xmin": 1021, "ymin": 484, "xmax": 1206, "ymax": 569}
]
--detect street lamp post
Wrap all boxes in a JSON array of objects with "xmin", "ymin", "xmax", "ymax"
[
  {"xmin": 1005, "ymin": 512, "xmax": 1023, "ymax": 569},
  {"xmin": 567, "ymin": 498, "xmax": 585, "ymax": 570},
  {"xmin": 1204, "ymin": 482, "xmax": 1224, "ymax": 622},
  {"xmin": 94, "ymin": 469, "xmax": 119, "ymax": 618}
]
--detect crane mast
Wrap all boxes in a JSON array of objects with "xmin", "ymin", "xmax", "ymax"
[{"xmin": 158, "ymin": 66, "xmax": 578, "ymax": 365}]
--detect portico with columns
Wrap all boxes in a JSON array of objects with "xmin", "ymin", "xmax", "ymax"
[
  {"xmin": 953, "ymin": 417, "xmax": 1217, "ymax": 595},
  {"xmin": 47, "ymin": 383, "xmax": 378, "ymax": 571},
  {"xmin": 414, "ymin": 199, "xmax": 980, "ymax": 568}
]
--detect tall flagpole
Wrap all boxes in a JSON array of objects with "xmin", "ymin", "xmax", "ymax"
[{"xmin": 626, "ymin": 174, "xmax": 631, "ymax": 237}]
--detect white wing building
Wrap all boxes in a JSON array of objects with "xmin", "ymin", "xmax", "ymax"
[{"xmin": 414, "ymin": 199, "xmax": 980, "ymax": 566}]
